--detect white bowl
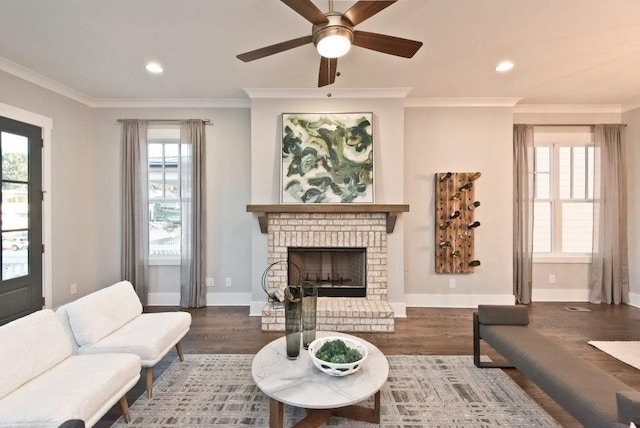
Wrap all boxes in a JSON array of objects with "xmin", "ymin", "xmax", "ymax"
[{"xmin": 308, "ymin": 336, "xmax": 368, "ymax": 376}]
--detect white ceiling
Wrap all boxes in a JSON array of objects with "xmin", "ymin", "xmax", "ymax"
[{"xmin": 1, "ymin": 0, "xmax": 640, "ymax": 106}]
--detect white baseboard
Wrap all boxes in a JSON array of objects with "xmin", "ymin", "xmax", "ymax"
[
  {"xmin": 147, "ymin": 292, "xmax": 180, "ymax": 306},
  {"xmin": 250, "ymin": 301, "xmax": 266, "ymax": 316},
  {"xmin": 628, "ymin": 292, "xmax": 640, "ymax": 308},
  {"xmin": 147, "ymin": 292, "xmax": 252, "ymax": 306},
  {"xmin": 389, "ymin": 302, "xmax": 407, "ymax": 318},
  {"xmin": 404, "ymin": 294, "xmax": 515, "ymax": 308},
  {"xmin": 206, "ymin": 292, "xmax": 252, "ymax": 306},
  {"xmin": 532, "ymin": 288, "xmax": 589, "ymax": 302}
]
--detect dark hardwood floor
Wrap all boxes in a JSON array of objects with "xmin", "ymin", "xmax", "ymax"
[{"xmin": 97, "ymin": 302, "xmax": 640, "ymax": 427}]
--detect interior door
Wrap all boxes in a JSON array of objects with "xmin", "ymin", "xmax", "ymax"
[{"xmin": 0, "ymin": 116, "xmax": 42, "ymax": 325}]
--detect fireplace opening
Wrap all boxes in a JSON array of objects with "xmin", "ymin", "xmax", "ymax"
[{"xmin": 288, "ymin": 247, "xmax": 367, "ymax": 297}]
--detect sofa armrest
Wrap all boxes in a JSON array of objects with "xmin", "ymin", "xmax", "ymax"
[
  {"xmin": 617, "ymin": 391, "xmax": 640, "ymax": 424},
  {"xmin": 477, "ymin": 305, "xmax": 529, "ymax": 325}
]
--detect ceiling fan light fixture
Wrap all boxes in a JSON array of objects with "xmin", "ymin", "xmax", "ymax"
[{"xmin": 315, "ymin": 27, "xmax": 353, "ymax": 58}]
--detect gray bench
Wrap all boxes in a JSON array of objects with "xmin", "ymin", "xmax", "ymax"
[{"xmin": 473, "ymin": 304, "xmax": 640, "ymax": 428}]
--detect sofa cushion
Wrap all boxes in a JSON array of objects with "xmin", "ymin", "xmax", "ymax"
[
  {"xmin": 0, "ymin": 353, "xmax": 140, "ymax": 427},
  {"xmin": 67, "ymin": 281, "xmax": 142, "ymax": 346},
  {"xmin": 76, "ymin": 312, "xmax": 191, "ymax": 366},
  {"xmin": 0, "ymin": 309, "xmax": 71, "ymax": 401},
  {"xmin": 477, "ymin": 304, "xmax": 529, "ymax": 325}
]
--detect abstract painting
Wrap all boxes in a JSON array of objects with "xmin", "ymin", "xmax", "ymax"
[{"xmin": 281, "ymin": 112, "xmax": 374, "ymax": 203}]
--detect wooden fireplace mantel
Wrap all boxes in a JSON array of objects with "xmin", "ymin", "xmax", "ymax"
[{"xmin": 246, "ymin": 204, "xmax": 409, "ymax": 234}]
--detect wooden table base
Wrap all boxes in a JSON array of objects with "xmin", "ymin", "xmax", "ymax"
[{"xmin": 270, "ymin": 391, "xmax": 381, "ymax": 428}]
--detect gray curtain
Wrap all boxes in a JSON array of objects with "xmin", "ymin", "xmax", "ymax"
[
  {"xmin": 589, "ymin": 124, "xmax": 629, "ymax": 304},
  {"xmin": 180, "ymin": 120, "xmax": 207, "ymax": 308},
  {"xmin": 121, "ymin": 119, "xmax": 149, "ymax": 305},
  {"xmin": 513, "ymin": 124, "xmax": 534, "ymax": 304}
]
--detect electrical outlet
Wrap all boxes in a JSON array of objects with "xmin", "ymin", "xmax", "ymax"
[
  {"xmin": 70, "ymin": 283, "xmax": 77, "ymax": 295},
  {"xmin": 549, "ymin": 274, "xmax": 556, "ymax": 284},
  {"xmin": 206, "ymin": 277, "xmax": 214, "ymax": 287},
  {"xmin": 449, "ymin": 279, "xmax": 456, "ymax": 289},
  {"xmin": 225, "ymin": 277, "xmax": 232, "ymax": 287}
]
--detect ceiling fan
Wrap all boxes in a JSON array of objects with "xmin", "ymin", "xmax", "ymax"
[{"xmin": 236, "ymin": 0, "xmax": 423, "ymax": 87}]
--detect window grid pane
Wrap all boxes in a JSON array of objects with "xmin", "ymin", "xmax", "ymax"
[
  {"xmin": 533, "ymin": 202, "xmax": 552, "ymax": 253},
  {"xmin": 561, "ymin": 202, "xmax": 593, "ymax": 253},
  {"xmin": 148, "ymin": 134, "xmax": 182, "ymax": 257},
  {"xmin": 532, "ymin": 135, "xmax": 595, "ymax": 256}
]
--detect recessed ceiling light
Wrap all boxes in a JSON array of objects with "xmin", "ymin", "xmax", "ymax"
[
  {"xmin": 495, "ymin": 61, "xmax": 514, "ymax": 72},
  {"xmin": 145, "ymin": 62, "xmax": 164, "ymax": 74}
]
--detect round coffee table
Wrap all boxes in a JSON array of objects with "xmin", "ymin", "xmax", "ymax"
[{"xmin": 252, "ymin": 331, "xmax": 389, "ymax": 428}]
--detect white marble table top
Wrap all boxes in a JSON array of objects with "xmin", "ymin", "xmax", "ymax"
[{"xmin": 252, "ymin": 331, "xmax": 389, "ymax": 409}]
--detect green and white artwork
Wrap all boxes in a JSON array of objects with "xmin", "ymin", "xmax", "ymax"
[{"xmin": 281, "ymin": 112, "xmax": 374, "ymax": 204}]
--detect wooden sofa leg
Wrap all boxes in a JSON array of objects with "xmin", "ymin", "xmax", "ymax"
[
  {"xmin": 176, "ymin": 342, "xmax": 185, "ymax": 362},
  {"xmin": 146, "ymin": 367, "xmax": 153, "ymax": 399},
  {"xmin": 119, "ymin": 396, "xmax": 131, "ymax": 423}
]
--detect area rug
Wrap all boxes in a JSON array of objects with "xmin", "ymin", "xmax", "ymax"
[
  {"xmin": 112, "ymin": 354, "xmax": 559, "ymax": 427},
  {"xmin": 589, "ymin": 340, "xmax": 640, "ymax": 370}
]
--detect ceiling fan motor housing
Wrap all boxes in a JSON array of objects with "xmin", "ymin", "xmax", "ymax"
[{"xmin": 313, "ymin": 13, "xmax": 354, "ymax": 58}]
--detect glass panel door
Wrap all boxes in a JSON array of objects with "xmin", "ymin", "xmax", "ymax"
[{"xmin": 0, "ymin": 116, "xmax": 42, "ymax": 325}]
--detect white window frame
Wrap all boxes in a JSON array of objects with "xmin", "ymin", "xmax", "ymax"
[
  {"xmin": 148, "ymin": 126, "xmax": 181, "ymax": 265},
  {"xmin": 532, "ymin": 126, "xmax": 593, "ymax": 264}
]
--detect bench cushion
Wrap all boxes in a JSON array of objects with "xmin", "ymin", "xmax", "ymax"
[
  {"xmin": 617, "ymin": 391, "xmax": 640, "ymax": 425},
  {"xmin": 76, "ymin": 312, "xmax": 191, "ymax": 366},
  {"xmin": 0, "ymin": 353, "xmax": 140, "ymax": 427},
  {"xmin": 477, "ymin": 305, "xmax": 529, "ymax": 325},
  {"xmin": 0, "ymin": 310, "xmax": 71, "ymax": 401},
  {"xmin": 66, "ymin": 281, "xmax": 142, "ymax": 346},
  {"xmin": 481, "ymin": 324, "xmax": 635, "ymax": 428}
]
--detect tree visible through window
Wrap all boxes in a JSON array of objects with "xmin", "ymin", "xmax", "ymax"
[
  {"xmin": 148, "ymin": 127, "xmax": 181, "ymax": 257},
  {"xmin": 533, "ymin": 127, "xmax": 595, "ymax": 255}
]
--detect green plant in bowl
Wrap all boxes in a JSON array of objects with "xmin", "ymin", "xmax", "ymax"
[{"xmin": 315, "ymin": 339, "xmax": 363, "ymax": 364}]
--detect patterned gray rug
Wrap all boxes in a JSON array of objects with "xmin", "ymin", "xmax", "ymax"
[{"xmin": 112, "ymin": 354, "xmax": 559, "ymax": 427}]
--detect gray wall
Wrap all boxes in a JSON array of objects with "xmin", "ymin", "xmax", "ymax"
[
  {"xmin": 623, "ymin": 106, "xmax": 640, "ymax": 304},
  {"xmin": 0, "ymin": 69, "xmax": 95, "ymax": 307},
  {"xmin": 1, "ymin": 67, "xmax": 638, "ymax": 309},
  {"xmin": 91, "ymin": 108, "xmax": 253, "ymax": 305},
  {"xmin": 403, "ymin": 107, "xmax": 515, "ymax": 305}
]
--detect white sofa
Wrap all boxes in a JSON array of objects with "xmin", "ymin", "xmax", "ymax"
[
  {"xmin": 56, "ymin": 280, "xmax": 192, "ymax": 398},
  {"xmin": 0, "ymin": 309, "xmax": 141, "ymax": 427}
]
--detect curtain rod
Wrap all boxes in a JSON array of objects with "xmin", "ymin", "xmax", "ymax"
[
  {"xmin": 117, "ymin": 119, "xmax": 212, "ymax": 125},
  {"xmin": 519, "ymin": 123, "xmax": 627, "ymax": 127}
]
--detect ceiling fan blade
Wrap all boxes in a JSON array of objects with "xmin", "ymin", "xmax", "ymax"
[
  {"xmin": 318, "ymin": 57, "xmax": 338, "ymax": 87},
  {"xmin": 352, "ymin": 30, "xmax": 423, "ymax": 58},
  {"xmin": 281, "ymin": 0, "xmax": 328, "ymax": 25},
  {"xmin": 237, "ymin": 35, "xmax": 313, "ymax": 62},
  {"xmin": 343, "ymin": 1, "xmax": 397, "ymax": 26}
]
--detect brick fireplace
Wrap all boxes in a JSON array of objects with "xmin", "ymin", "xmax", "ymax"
[{"xmin": 247, "ymin": 204, "xmax": 409, "ymax": 332}]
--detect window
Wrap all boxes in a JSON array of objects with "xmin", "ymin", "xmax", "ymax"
[
  {"xmin": 148, "ymin": 127, "xmax": 181, "ymax": 258},
  {"xmin": 533, "ymin": 127, "xmax": 595, "ymax": 257}
]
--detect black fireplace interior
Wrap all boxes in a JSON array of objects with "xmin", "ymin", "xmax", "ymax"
[{"xmin": 287, "ymin": 247, "xmax": 367, "ymax": 297}]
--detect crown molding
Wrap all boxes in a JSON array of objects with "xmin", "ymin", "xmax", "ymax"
[
  {"xmin": 622, "ymin": 98, "xmax": 640, "ymax": 113},
  {"xmin": 243, "ymin": 88, "xmax": 413, "ymax": 99},
  {"xmin": 0, "ymin": 56, "xmax": 93, "ymax": 106},
  {"xmin": 514, "ymin": 104, "xmax": 622, "ymax": 114},
  {"xmin": 89, "ymin": 98, "xmax": 250, "ymax": 108},
  {"xmin": 404, "ymin": 97, "xmax": 523, "ymax": 108}
]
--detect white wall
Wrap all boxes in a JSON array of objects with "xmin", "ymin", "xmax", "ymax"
[
  {"xmin": 403, "ymin": 107, "xmax": 514, "ymax": 306},
  {"xmin": 622, "ymin": 107, "xmax": 640, "ymax": 305},
  {"xmin": 91, "ymin": 107, "xmax": 253, "ymax": 305},
  {"xmin": 248, "ymin": 97, "xmax": 406, "ymax": 315}
]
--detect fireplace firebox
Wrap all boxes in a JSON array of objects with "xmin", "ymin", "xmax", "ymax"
[{"xmin": 288, "ymin": 247, "xmax": 367, "ymax": 297}]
